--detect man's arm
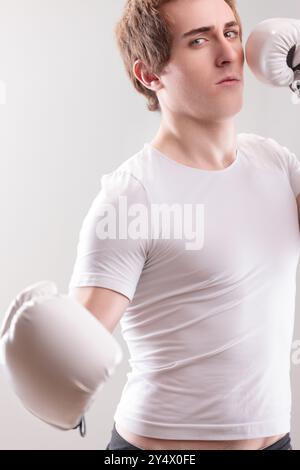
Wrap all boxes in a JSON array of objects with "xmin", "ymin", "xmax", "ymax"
[{"xmin": 69, "ymin": 286, "xmax": 130, "ymax": 334}]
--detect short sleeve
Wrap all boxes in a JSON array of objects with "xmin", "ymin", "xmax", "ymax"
[
  {"xmin": 68, "ymin": 170, "xmax": 150, "ymax": 302},
  {"xmin": 286, "ymin": 149, "xmax": 300, "ymax": 198},
  {"xmin": 265, "ymin": 136, "xmax": 300, "ymax": 198}
]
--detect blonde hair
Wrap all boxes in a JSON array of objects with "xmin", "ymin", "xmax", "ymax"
[{"xmin": 115, "ymin": 0, "xmax": 243, "ymax": 112}]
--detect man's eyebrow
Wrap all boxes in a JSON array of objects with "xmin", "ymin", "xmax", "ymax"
[{"xmin": 182, "ymin": 21, "xmax": 239, "ymax": 39}]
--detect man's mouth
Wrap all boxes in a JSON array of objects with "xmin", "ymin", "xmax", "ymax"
[
  {"xmin": 216, "ymin": 74, "xmax": 241, "ymax": 84},
  {"xmin": 216, "ymin": 79, "xmax": 242, "ymax": 87}
]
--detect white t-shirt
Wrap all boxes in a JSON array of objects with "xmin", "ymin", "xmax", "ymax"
[{"xmin": 68, "ymin": 133, "xmax": 300, "ymax": 440}]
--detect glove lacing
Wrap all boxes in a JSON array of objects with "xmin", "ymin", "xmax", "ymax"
[{"xmin": 287, "ymin": 45, "xmax": 300, "ymax": 100}]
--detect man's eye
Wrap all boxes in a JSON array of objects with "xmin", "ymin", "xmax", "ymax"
[{"xmin": 190, "ymin": 30, "xmax": 239, "ymax": 47}]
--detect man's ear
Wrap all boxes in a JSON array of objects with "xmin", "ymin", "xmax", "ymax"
[{"xmin": 133, "ymin": 60, "xmax": 162, "ymax": 92}]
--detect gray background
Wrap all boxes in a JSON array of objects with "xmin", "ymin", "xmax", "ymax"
[{"xmin": 0, "ymin": 0, "xmax": 299, "ymax": 450}]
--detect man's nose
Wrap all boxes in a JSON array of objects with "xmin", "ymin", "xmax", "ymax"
[{"xmin": 215, "ymin": 36, "xmax": 241, "ymax": 65}]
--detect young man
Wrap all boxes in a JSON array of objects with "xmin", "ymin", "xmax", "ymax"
[{"xmin": 68, "ymin": 0, "xmax": 299, "ymax": 450}]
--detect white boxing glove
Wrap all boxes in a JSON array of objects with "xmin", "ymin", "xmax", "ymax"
[
  {"xmin": 245, "ymin": 18, "xmax": 300, "ymax": 102},
  {"xmin": 0, "ymin": 281, "xmax": 123, "ymax": 437}
]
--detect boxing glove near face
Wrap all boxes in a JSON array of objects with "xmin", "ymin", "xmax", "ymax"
[
  {"xmin": 0, "ymin": 281, "xmax": 123, "ymax": 436},
  {"xmin": 245, "ymin": 18, "xmax": 300, "ymax": 90}
]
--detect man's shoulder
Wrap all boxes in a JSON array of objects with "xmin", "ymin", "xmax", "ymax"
[
  {"xmin": 237, "ymin": 131, "xmax": 289, "ymax": 153},
  {"xmin": 238, "ymin": 132, "xmax": 289, "ymax": 161},
  {"xmin": 98, "ymin": 146, "xmax": 150, "ymax": 204},
  {"xmin": 107, "ymin": 145, "xmax": 148, "ymax": 184},
  {"xmin": 237, "ymin": 131, "xmax": 268, "ymax": 146}
]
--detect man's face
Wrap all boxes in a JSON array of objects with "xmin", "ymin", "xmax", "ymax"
[{"xmin": 157, "ymin": 0, "xmax": 245, "ymax": 121}]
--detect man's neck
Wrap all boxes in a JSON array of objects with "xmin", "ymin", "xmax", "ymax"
[{"xmin": 150, "ymin": 117, "xmax": 238, "ymax": 171}]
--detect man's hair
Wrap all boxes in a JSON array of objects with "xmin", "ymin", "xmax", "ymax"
[{"xmin": 115, "ymin": 0, "xmax": 243, "ymax": 113}]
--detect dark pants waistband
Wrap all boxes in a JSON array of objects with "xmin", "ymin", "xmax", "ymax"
[{"xmin": 106, "ymin": 423, "xmax": 292, "ymax": 451}]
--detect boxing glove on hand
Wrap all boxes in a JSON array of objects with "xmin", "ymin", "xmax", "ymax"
[
  {"xmin": 245, "ymin": 18, "xmax": 300, "ymax": 102},
  {"xmin": 0, "ymin": 281, "xmax": 123, "ymax": 437}
]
